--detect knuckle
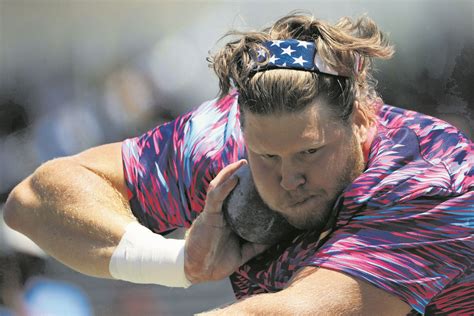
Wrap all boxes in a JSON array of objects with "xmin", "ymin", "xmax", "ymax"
[{"xmin": 208, "ymin": 181, "xmax": 217, "ymax": 191}]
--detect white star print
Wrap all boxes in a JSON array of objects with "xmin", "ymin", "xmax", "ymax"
[
  {"xmin": 269, "ymin": 55, "xmax": 280, "ymax": 64},
  {"xmin": 257, "ymin": 49, "xmax": 266, "ymax": 58},
  {"xmin": 292, "ymin": 56, "xmax": 307, "ymax": 66},
  {"xmin": 270, "ymin": 40, "xmax": 285, "ymax": 47},
  {"xmin": 297, "ymin": 40, "xmax": 310, "ymax": 48},
  {"xmin": 281, "ymin": 46, "xmax": 296, "ymax": 56}
]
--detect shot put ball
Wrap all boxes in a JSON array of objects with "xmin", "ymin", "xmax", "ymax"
[{"xmin": 222, "ymin": 164, "xmax": 297, "ymax": 244}]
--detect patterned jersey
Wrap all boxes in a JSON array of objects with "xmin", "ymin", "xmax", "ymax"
[{"xmin": 122, "ymin": 91, "xmax": 474, "ymax": 315}]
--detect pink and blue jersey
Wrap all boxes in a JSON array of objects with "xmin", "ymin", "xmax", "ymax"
[{"xmin": 122, "ymin": 91, "xmax": 473, "ymax": 315}]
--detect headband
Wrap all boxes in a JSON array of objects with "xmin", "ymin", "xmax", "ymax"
[{"xmin": 251, "ymin": 39, "xmax": 360, "ymax": 77}]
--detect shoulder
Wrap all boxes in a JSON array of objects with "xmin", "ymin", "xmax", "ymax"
[
  {"xmin": 368, "ymin": 105, "xmax": 473, "ymax": 195},
  {"xmin": 376, "ymin": 105, "xmax": 471, "ymax": 161},
  {"xmin": 122, "ymin": 91, "xmax": 243, "ymax": 162},
  {"xmin": 120, "ymin": 92, "xmax": 245, "ymax": 229},
  {"xmin": 184, "ymin": 91, "xmax": 243, "ymax": 151}
]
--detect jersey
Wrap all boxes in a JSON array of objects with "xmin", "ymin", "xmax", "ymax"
[{"xmin": 121, "ymin": 91, "xmax": 473, "ymax": 314}]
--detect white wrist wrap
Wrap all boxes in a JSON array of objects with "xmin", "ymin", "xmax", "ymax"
[{"xmin": 109, "ymin": 222, "xmax": 192, "ymax": 288}]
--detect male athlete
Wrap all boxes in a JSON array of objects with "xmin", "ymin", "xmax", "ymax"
[{"xmin": 4, "ymin": 13, "xmax": 473, "ymax": 315}]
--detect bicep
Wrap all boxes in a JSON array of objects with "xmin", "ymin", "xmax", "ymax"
[
  {"xmin": 72, "ymin": 142, "xmax": 128, "ymax": 201},
  {"xmin": 5, "ymin": 142, "xmax": 130, "ymax": 231},
  {"xmin": 283, "ymin": 267, "xmax": 412, "ymax": 315}
]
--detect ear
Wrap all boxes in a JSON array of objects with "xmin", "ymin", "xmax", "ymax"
[{"xmin": 351, "ymin": 101, "xmax": 372, "ymax": 144}]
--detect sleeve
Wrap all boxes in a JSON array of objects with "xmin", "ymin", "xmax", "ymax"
[
  {"xmin": 121, "ymin": 93, "xmax": 245, "ymax": 233},
  {"xmin": 229, "ymin": 272, "xmax": 269, "ymax": 300},
  {"xmin": 306, "ymin": 190, "xmax": 474, "ymax": 314}
]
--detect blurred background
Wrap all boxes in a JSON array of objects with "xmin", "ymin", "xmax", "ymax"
[{"xmin": 0, "ymin": 0, "xmax": 472, "ymax": 315}]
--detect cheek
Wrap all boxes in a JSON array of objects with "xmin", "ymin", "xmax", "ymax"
[
  {"xmin": 305, "ymin": 148, "xmax": 343, "ymax": 186},
  {"xmin": 248, "ymin": 155, "xmax": 280, "ymax": 194}
]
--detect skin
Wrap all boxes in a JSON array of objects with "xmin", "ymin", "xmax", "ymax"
[
  {"xmin": 186, "ymin": 98, "xmax": 369, "ymax": 281},
  {"xmin": 184, "ymin": 160, "xmax": 270, "ymax": 284},
  {"xmin": 243, "ymin": 98, "xmax": 366, "ymax": 231},
  {"xmin": 3, "ymin": 143, "xmax": 134, "ymax": 277},
  {"xmin": 199, "ymin": 267, "xmax": 412, "ymax": 316}
]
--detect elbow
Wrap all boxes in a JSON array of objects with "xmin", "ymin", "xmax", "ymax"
[
  {"xmin": 3, "ymin": 192, "xmax": 17, "ymax": 229},
  {"xmin": 3, "ymin": 177, "xmax": 38, "ymax": 234},
  {"xmin": 3, "ymin": 158, "xmax": 65, "ymax": 234},
  {"xmin": 3, "ymin": 189, "xmax": 25, "ymax": 233}
]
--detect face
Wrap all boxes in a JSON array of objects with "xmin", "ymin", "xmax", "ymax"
[{"xmin": 243, "ymin": 99, "xmax": 366, "ymax": 230}]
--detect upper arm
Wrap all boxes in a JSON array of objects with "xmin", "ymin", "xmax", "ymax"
[
  {"xmin": 71, "ymin": 141, "xmax": 128, "ymax": 200},
  {"xmin": 4, "ymin": 141, "xmax": 130, "ymax": 231}
]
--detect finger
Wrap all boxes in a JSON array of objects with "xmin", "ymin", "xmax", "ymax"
[
  {"xmin": 205, "ymin": 160, "xmax": 247, "ymax": 212},
  {"xmin": 205, "ymin": 176, "xmax": 238, "ymax": 213},
  {"xmin": 240, "ymin": 242, "xmax": 272, "ymax": 265},
  {"xmin": 209, "ymin": 159, "xmax": 247, "ymax": 188}
]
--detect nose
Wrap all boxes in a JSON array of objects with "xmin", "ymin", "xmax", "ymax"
[{"xmin": 279, "ymin": 160, "xmax": 306, "ymax": 191}]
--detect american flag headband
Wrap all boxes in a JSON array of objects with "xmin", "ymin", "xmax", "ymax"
[{"xmin": 251, "ymin": 39, "xmax": 361, "ymax": 77}]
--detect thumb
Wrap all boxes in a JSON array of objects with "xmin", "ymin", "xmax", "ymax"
[{"xmin": 240, "ymin": 242, "xmax": 272, "ymax": 265}]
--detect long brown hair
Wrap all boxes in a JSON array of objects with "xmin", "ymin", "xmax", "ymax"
[{"xmin": 208, "ymin": 12, "xmax": 394, "ymax": 123}]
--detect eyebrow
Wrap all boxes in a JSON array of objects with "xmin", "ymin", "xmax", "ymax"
[{"xmin": 247, "ymin": 142, "xmax": 324, "ymax": 155}]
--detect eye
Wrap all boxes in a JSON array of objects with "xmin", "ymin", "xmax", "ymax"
[
  {"xmin": 303, "ymin": 148, "xmax": 319, "ymax": 155},
  {"xmin": 261, "ymin": 153, "xmax": 278, "ymax": 159}
]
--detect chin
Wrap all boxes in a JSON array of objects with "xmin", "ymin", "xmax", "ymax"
[
  {"xmin": 284, "ymin": 199, "xmax": 334, "ymax": 231},
  {"xmin": 288, "ymin": 216, "xmax": 327, "ymax": 230}
]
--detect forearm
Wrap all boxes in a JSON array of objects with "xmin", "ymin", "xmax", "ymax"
[
  {"xmin": 3, "ymin": 157, "xmax": 135, "ymax": 278},
  {"xmin": 199, "ymin": 290, "xmax": 362, "ymax": 316},
  {"xmin": 198, "ymin": 289, "xmax": 348, "ymax": 316},
  {"xmin": 198, "ymin": 292, "xmax": 299, "ymax": 316},
  {"xmin": 199, "ymin": 267, "xmax": 411, "ymax": 316}
]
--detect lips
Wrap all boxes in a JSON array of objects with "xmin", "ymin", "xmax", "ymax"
[{"xmin": 289, "ymin": 195, "xmax": 315, "ymax": 207}]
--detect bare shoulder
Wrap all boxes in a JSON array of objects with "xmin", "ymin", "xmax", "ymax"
[
  {"xmin": 70, "ymin": 142, "xmax": 128, "ymax": 199},
  {"xmin": 284, "ymin": 267, "xmax": 412, "ymax": 315}
]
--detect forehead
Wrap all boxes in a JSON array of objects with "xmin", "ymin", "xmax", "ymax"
[{"xmin": 243, "ymin": 101, "xmax": 343, "ymax": 153}]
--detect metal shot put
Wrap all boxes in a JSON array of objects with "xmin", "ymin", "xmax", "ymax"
[{"xmin": 223, "ymin": 164, "xmax": 299, "ymax": 244}]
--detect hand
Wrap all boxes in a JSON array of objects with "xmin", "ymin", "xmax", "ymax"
[{"xmin": 184, "ymin": 160, "xmax": 270, "ymax": 284}]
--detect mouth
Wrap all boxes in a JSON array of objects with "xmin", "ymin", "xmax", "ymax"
[{"xmin": 289, "ymin": 195, "xmax": 316, "ymax": 207}]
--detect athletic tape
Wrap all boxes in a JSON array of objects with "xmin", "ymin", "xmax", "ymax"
[{"xmin": 109, "ymin": 221, "xmax": 192, "ymax": 288}]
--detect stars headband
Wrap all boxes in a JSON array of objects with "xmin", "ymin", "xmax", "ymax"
[{"xmin": 251, "ymin": 39, "xmax": 360, "ymax": 77}]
